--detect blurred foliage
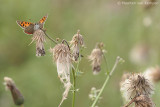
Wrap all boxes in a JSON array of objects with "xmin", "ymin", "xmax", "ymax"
[{"xmin": 0, "ymin": 0, "xmax": 160, "ymax": 107}]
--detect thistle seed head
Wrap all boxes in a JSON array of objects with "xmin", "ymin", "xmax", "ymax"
[
  {"xmin": 50, "ymin": 43, "xmax": 72, "ymax": 106},
  {"xmin": 88, "ymin": 43, "xmax": 105, "ymax": 75},
  {"xmin": 120, "ymin": 73, "xmax": 154, "ymax": 101},
  {"xmin": 32, "ymin": 29, "xmax": 46, "ymax": 56},
  {"xmin": 70, "ymin": 30, "xmax": 84, "ymax": 61},
  {"xmin": 134, "ymin": 95, "xmax": 155, "ymax": 107},
  {"xmin": 144, "ymin": 66, "xmax": 160, "ymax": 83},
  {"xmin": 120, "ymin": 72, "xmax": 131, "ymax": 87},
  {"xmin": 130, "ymin": 43, "xmax": 150, "ymax": 65}
]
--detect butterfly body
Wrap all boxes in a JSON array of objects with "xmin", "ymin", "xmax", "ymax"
[{"xmin": 16, "ymin": 15, "xmax": 48, "ymax": 35}]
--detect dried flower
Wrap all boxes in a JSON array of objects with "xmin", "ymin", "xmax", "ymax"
[
  {"xmin": 120, "ymin": 72, "xmax": 131, "ymax": 87},
  {"xmin": 123, "ymin": 95, "xmax": 155, "ymax": 107},
  {"xmin": 144, "ymin": 66, "xmax": 160, "ymax": 83},
  {"xmin": 134, "ymin": 95, "xmax": 155, "ymax": 107},
  {"xmin": 30, "ymin": 29, "xmax": 46, "ymax": 56},
  {"xmin": 4, "ymin": 77, "xmax": 24, "ymax": 106},
  {"xmin": 143, "ymin": 16, "xmax": 152, "ymax": 27},
  {"xmin": 88, "ymin": 42, "xmax": 105, "ymax": 75},
  {"xmin": 70, "ymin": 30, "xmax": 84, "ymax": 61},
  {"xmin": 129, "ymin": 43, "xmax": 151, "ymax": 65},
  {"xmin": 50, "ymin": 43, "xmax": 72, "ymax": 107},
  {"xmin": 120, "ymin": 73, "xmax": 154, "ymax": 101}
]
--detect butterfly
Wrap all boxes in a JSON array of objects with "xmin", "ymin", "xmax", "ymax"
[{"xmin": 16, "ymin": 15, "xmax": 48, "ymax": 35}]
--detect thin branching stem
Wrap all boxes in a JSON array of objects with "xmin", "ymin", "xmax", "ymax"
[
  {"xmin": 91, "ymin": 56, "xmax": 121, "ymax": 107},
  {"xmin": 102, "ymin": 53, "xmax": 109, "ymax": 74},
  {"xmin": 41, "ymin": 29, "xmax": 58, "ymax": 44}
]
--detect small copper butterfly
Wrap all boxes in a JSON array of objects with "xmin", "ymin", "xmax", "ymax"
[{"xmin": 16, "ymin": 15, "xmax": 48, "ymax": 34}]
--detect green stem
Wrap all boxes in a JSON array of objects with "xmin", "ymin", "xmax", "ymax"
[
  {"xmin": 102, "ymin": 53, "xmax": 109, "ymax": 74},
  {"xmin": 91, "ymin": 56, "xmax": 121, "ymax": 107},
  {"xmin": 72, "ymin": 68, "xmax": 76, "ymax": 107},
  {"xmin": 72, "ymin": 56, "xmax": 81, "ymax": 107}
]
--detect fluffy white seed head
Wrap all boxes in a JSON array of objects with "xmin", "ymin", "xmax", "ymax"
[
  {"xmin": 144, "ymin": 66, "xmax": 160, "ymax": 83},
  {"xmin": 129, "ymin": 43, "xmax": 151, "ymax": 65},
  {"xmin": 31, "ymin": 29, "xmax": 46, "ymax": 56},
  {"xmin": 50, "ymin": 43, "xmax": 72, "ymax": 106}
]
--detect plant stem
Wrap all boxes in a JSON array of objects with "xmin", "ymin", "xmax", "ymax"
[
  {"xmin": 62, "ymin": 39, "xmax": 70, "ymax": 51},
  {"xmin": 102, "ymin": 53, "xmax": 109, "ymax": 74},
  {"xmin": 72, "ymin": 56, "xmax": 81, "ymax": 107},
  {"xmin": 42, "ymin": 29, "xmax": 58, "ymax": 44},
  {"xmin": 91, "ymin": 56, "xmax": 121, "ymax": 107},
  {"xmin": 72, "ymin": 68, "xmax": 76, "ymax": 107}
]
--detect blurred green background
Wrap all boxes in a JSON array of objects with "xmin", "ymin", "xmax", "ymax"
[{"xmin": 0, "ymin": 0, "xmax": 160, "ymax": 107}]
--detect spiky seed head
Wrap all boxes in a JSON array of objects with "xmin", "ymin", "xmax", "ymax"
[
  {"xmin": 32, "ymin": 29, "xmax": 46, "ymax": 56},
  {"xmin": 120, "ymin": 73, "xmax": 154, "ymax": 101},
  {"xmin": 70, "ymin": 30, "xmax": 84, "ymax": 61},
  {"xmin": 135, "ymin": 95, "xmax": 155, "ymax": 107}
]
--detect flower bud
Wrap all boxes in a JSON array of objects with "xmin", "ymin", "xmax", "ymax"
[{"xmin": 4, "ymin": 77, "xmax": 24, "ymax": 106}]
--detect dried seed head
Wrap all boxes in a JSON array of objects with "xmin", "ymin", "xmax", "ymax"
[
  {"xmin": 120, "ymin": 73, "xmax": 154, "ymax": 101},
  {"xmin": 123, "ymin": 95, "xmax": 155, "ymax": 107},
  {"xmin": 120, "ymin": 72, "xmax": 131, "ymax": 87},
  {"xmin": 144, "ymin": 66, "xmax": 160, "ymax": 83},
  {"xmin": 50, "ymin": 43, "xmax": 72, "ymax": 106},
  {"xmin": 130, "ymin": 43, "xmax": 151, "ymax": 65},
  {"xmin": 4, "ymin": 77, "xmax": 24, "ymax": 106},
  {"xmin": 134, "ymin": 95, "xmax": 155, "ymax": 107},
  {"xmin": 88, "ymin": 43, "xmax": 105, "ymax": 75},
  {"xmin": 50, "ymin": 43, "xmax": 71, "ymax": 64},
  {"xmin": 70, "ymin": 30, "xmax": 84, "ymax": 61},
  {"xmin": 143, "ymin": 16, "xmax": 152, "ymax": 27},
  {"xmin": 31, "ymin": 29, "xmax": 46, "ymax": 56}
]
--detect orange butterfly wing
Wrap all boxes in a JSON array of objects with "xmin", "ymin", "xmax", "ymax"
[
  {"xmin": 16, "ymin": 21, "xmax": 35, "ymax": 34},
  {"xmin": 39, "ymin": 15, "xmax": 48, "ymax": 24},
  {"xmin": 16, "ymin": 21, "xmax": 34, "ymax": 28}
]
